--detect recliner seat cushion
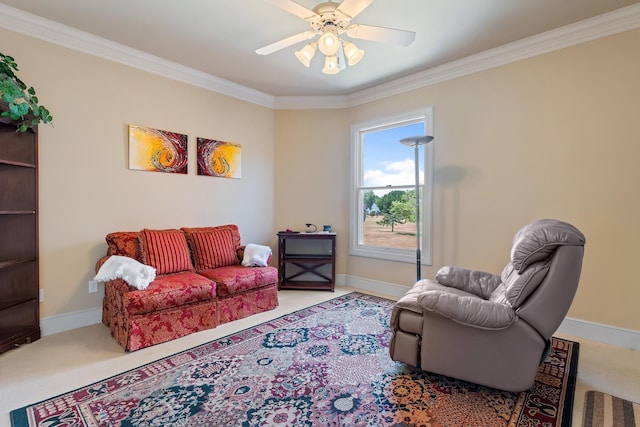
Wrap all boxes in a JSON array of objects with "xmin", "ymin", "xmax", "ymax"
[{"xmin": 123, "ymin": 271, "xmax": 215, "ymax": 316}]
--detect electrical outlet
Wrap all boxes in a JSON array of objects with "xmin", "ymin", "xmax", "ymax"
[
  {"xmin": 88, "ymin": 280, "xmax": 99, "ymax": 293},
  {"xmin": 39, "ymin": 289, "xmax": 44, "ymax": 302}
]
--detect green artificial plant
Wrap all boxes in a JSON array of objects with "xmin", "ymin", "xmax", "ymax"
[{"xmin": 0, "ymin": 52, "xmax": 53, "ymax": 132}]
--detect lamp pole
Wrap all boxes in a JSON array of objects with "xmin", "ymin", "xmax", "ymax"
[{"xmin": 399, "ymin": 135, "xmax": 434, "ymax": 281}]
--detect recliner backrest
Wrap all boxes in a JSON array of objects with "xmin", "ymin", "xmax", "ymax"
[
  {"xmin": 489, "ymin": 219, "xmax": 585, "ymax": 312},
  {"xmin": 510, "ymin": 219, "xmax": 585, "ymax": 273},
  {"xmin": 503, "ymin": 219, "xmax": 586, "ymax": 338},
  {"xmin": 516, "ymin": 244, "xmax": 584, "ymax": 338},
  {"xmin": 490, "ymin": 260, "xmax": 551, "ymax": 308}
]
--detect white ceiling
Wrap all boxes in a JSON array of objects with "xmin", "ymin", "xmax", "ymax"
[{"xmin": 1, "ymin": 0, "xmax": 639, "ymax": 98}]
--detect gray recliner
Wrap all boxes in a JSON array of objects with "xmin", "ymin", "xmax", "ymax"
[{"xmin": 389, "ymin": 219, "xmax": 586, "ymax": 392}]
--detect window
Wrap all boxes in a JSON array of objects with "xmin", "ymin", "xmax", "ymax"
[{"xmin": 350, "ymin": 109, "xmax": 434, "ymax": 265}]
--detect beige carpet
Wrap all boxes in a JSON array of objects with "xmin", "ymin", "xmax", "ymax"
[{"xmin": 583, "ymin": 390, "xmax": 639, "ymax": 427}]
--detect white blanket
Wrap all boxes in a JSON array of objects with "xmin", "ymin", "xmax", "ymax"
[
  {"xmin": 93, "ymin": 255, "xmax": 156, "ymax": 290},
  {"xmin": 241, "ymin": 243, "xmax": 272, "ymax": 267}
]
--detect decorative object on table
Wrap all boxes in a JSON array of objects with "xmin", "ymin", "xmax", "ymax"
[
  {"xmin": 0, "ymin": 51, "xmax": 53, "ymax": 132},
  {"xmin": 196, "ymin": 137, "xmax": 241, "ymax": 178},
  {"xmin": 9, "ymin": 292, "xmax": 579, "ymax": 427},
  {"xmin": 322, "ymin": 225, "xmax": 332, "ymax": 232},
  {"xmin": 583, "ymin": 390, "xmax": 639, "ymax": 427},
  {"xmin": 256, "ymin": 0, "xmax": 416, "ymax": 75},
  {"xmin": 128, "ymin": 124, "xmax": 188, "ymax": 174},
  {"xmin": 304, "ymin": 223, "xmax": 317, "ymax": 233},
  {"xmin": 399, "ymin": 135, "xmax": 434, "ymax": 280}
]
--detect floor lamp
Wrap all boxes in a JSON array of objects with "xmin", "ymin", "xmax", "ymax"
[{"xmin": 400, "ymin": 135, "xmax": 434, "ymax": 281}]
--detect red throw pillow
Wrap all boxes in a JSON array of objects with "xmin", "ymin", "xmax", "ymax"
[
  {"xmin": 141, "ymin": 229, "xmax": 193, "ymax": 275},
  {"xmin": 186, "ymin": 228, "xmax": 238, "ymax": 270},
  {"xmin": 106, "ymin": 231, "xmax": 143, "ymax": 261}
]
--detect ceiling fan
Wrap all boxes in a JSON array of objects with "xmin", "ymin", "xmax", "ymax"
[{"xmin": 256, "ymin": 0, "xmax": 416, "ymax": 74}]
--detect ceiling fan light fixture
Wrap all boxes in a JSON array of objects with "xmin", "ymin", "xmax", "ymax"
[
  {"xmin": 322, "ymin": 55, "xmax": 340, "ymax": 74},
  {"xmin": 259, "ymin": 0, "xmax": 416, "ymax": 76},
  {"xmin": 318, "ymin": 26, "xmax": 340, "ymax": 56},
  {"xmin": 295, "ymin": 42, "xmax": 317, "ymax": 67},
  {"xmin": 343, "ymin": 41, "xmax": 364, "ymax": 66}
]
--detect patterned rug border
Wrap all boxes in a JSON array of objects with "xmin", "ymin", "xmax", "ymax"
[
  {"xmin": 506, "ymin": 336, "xmax": 579, "ymax": 427},
  {"xmin": 10, "ymin": 291, "xmax": 580, "ymax": 427},
  {"xmin": 560, "ymin": 336, "xmax": 580, "ymax": 427},
  {"xmin": 9, "ymin": 292, "xmax": 389, "ymax": 425}
]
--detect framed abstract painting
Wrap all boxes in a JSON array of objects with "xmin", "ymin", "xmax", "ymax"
[
  {"xmin": 128, "ymin": 124, "xmax": 188, "ymax": 174},
  {"xmin": 197, "ymin": 137, "xmax": 242, "ymax": 178}
]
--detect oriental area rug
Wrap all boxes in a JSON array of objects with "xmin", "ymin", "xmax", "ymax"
[{"xmin": 11, "ymin": 292, "xmax": 579, "ymax": 427}]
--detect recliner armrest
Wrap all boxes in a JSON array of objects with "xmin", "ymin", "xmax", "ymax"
[
  {"xmin": 417, "ymin": 290, "xmax": 516, "ymax": 330},
  {"xmin": 436, "ymin": 266, "xmax": 502, "ymax": 299}
]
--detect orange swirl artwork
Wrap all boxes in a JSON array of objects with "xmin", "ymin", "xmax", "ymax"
[
  {"xmin": 197, "ymin": 137, "xmax": 241, "ymax": 178},
  {"xmin": 128, "ymin": 125, "xmax": 188, "ymax": 174}
]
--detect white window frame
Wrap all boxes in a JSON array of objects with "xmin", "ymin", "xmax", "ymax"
[{"xmin": 349, "ymin": 108, "xmax": 434, "ymax": 265}]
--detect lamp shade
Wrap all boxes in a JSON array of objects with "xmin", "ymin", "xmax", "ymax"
[
  {"xmin": 322, "ymin": 55, "xmax": 340, "ymax": 74},
  {"xmin": 318, "ymin": 27, "xmax": 340, "ymax": 56},
  {"xmin": 295, "ymin": 42, "xmax": 317, "ymax": 67},
  {"xmin": 343, "ymin": 41, "xmax": 364, "ymax": 66}
]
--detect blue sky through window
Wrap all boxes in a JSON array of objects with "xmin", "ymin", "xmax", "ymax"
[{"xmin": 363, "ymin": 122, "xmax": 425, "ymax": 188}]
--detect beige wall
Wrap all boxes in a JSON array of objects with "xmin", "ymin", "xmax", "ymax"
[
  {"xmin": 275, "ymin": 29, "xmax": 640, "ymax": 331},
  {"xmin": 3, "ymin": 26, "xmax": 639, "ymax": 332},
  {"xmin": 273, "ymin": 109, "xmax": 351, "ymax": 274},
  {"xmin": 1, "ymin": 30, "xmax": 275, "ymax": 318}
]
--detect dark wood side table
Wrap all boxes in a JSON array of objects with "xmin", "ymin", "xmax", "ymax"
[{"xmin": 277, "ymin": 232, "xmax": 336, "ymax": 291}]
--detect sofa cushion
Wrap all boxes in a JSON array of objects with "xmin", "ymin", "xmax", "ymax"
[
  {"xmin": 123, "ymin": 271, "xmax": 215, "ymax": 316},
  {"xmin": 182, "ymin": 225, "xmax": 241, "ymax": 270},
  {"xmin": 106, "ymin": 231, "xmax": 144, "ymax": 262},
  {"xmin": 141, "ymin": 229, "xmax": 194, "ymax": 275},
  {"xmin": 199, "ymin": 265, "xmax": 278, "ymax": 297}
]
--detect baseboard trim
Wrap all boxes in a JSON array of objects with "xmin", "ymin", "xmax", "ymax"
[
  {"xmin": 337, "ymin": 274, "xmax": 410, "ymax": 299},
  {"xmin": 41, "ymin": 275, "xmax": 639, "ymax": 351},
  {"xmin": 41, "ymin": 307, "xmax": 102, "ymax": 337},
  {"xmin": 557, "ymin": 317, "xmax": 640, "ymax": 351},
  {"xmin": 341, "ymin": 274, "xmax": 640, "ymax": 351}
]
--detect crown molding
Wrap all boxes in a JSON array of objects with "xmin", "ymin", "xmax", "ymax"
[
  {"xmin": 2, "ymin": 3, "xmax": 639, "ymax": 110},
  {"xmin": 275, "ymin": 95, "xmax": 350, "ymax": 109},
  {"xmin": 343, "ymin": 2, "xmax": 640, "ymax": 108},
  {"xmin": 0, "ymin": 4, "xmax": 276, "ymax": 109}
]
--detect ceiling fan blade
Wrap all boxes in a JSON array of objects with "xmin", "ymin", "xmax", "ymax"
[
  {"xmin": 335, "ymin": 0, "xmax": 374, "ymax": 19},
  {"xmin": 346, "ymin": 24, "xmax": 416, "ymax": 46},
  {"xmin": 265, "ymin": 0, "xmax": 318, "ymax": 20},
  {"xmin": 255, "ymin": 31, "xmax": 316, "ymax": 55}
]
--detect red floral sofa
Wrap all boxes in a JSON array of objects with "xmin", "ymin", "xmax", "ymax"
[{"xmin": 97, "ymin": 225, "xmax": 278, "ymax": 351}]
